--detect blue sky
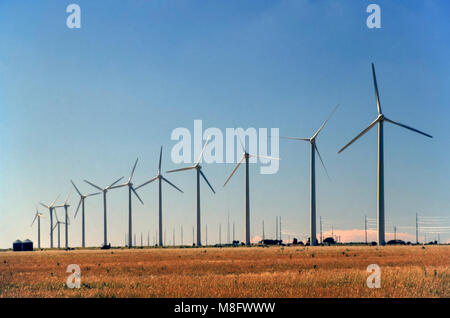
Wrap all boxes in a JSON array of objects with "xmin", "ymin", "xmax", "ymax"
[{"xmin": 1, "ymin": 0, "xmax": 449, "ymax": 248}]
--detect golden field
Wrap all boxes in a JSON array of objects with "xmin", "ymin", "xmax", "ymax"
[{"xmin": 0, "ymin": 245, "xmax": 448, "ymax": 298}]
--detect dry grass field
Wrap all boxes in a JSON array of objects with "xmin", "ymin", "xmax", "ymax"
[{"xmin": 0, "ymin": 245, "xmax": 448, "ymax": 298}]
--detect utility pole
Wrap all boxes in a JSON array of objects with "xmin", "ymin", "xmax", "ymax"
[
  {"xmin": 147, "ymin": 231, "xmax": 150, "ymax": 247},
  {"xmin": 394, "ymin": 226, "xmax": 397, "ymax": 241},
  {"xmin": 140, "ymin": 232, "xmax": 143, "ymax": 247},
  {"xmin": 365, "ymin": 215, "xmax": 368, "ymax": 244}
]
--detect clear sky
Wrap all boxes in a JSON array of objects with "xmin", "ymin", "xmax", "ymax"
[{"xmin": 1, "ymin": 0, "xmax": 449, "ymax": 248}]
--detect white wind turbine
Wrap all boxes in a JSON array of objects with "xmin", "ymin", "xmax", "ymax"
[
  {"xmin": 167, "ymin": 137, "xmax": 215, "ymax": 246},
  {"xmin": 31, "ymin": 206, "xmax": 45, "ymax": 249},
  {"xmin": 39, "ymin": 194, "xmax": 61, "ymax": 248},
  {"xmin": 135, "ymin": 147, "xmax": 183, "ymax": 247},
  {"xmin": 110, "ymin": 158, "xmax": 144, "ymax": 248},
  {"xmin": 52, "ymin": 210, "xmax": 67, "ymax": 249},
  {"xmin": 280, "ymin": 104, "xmax": 339, "ymax": 246},
  {"xmin": 53, "ymin": 191, "xmax": 72, "ymax": 249},
  {"xmin": 338, "ymin": 63, "xmax": 433, "ymax": 245},
  {"xmin": 84, "ymin": 176, "xmax": 124, "ymax": 247},
  {"xmin": 223, "ymin": 137, "xmax": 280, "ymax": 245},
  {"xmin": 71, "ymin": 180, "xmax": 101, "ymax": 248}
]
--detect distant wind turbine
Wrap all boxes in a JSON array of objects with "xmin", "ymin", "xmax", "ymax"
[
  {"xmin": 71, "ymin": 180, "xmax": 101, "ymax": 248},
  {"xmin": 84, "ymin": 176, "xmax": 124, "ymax": 247},
  {"xmin": 111, "ymin": 158, "xmax": 144, "ymax": 248},
  {"xmin": 31, "ymin": 206, "xmax": 45, "ymax": 249},
  {"xmin": 280, "ymin": 104, "xmax": 339, "ymax": 246},
  {"xmin": 135, "ymin": 147, "xmax": 183, "ymax": 247},
  {"xmin": 52, "ymin": 210, "xmax": 67, "ymax": 249},
  {"xmin": 338, "ymin": 63, "xmax": 432, "ymax": 245},
  {"xmin": 39, "ymin": 194, "xmax": 61, "ymax": 248},
  {"xmin": 223, "ymin": 136, "xmax": 280, "ymax": 245},
  {"xmin": 53, "ymin": 191, "xmax": 72, "ymax": 249},
  {"xmin": 167, "ymin": 138, "xmax": 215, "ymax": 246}
]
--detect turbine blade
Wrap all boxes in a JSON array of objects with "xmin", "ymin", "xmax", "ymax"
[
  {"xmin": 384, "ymin": 117, "xmax": 433, "ymax": 138},
  {"xmin": 84, "ymin": 180, "xmax": 103, "ymax": 191},
  {"xmin": 338, "ymin": 117, "xmax": 380, "ymax": 154},
  {"xmin": 108, "ymin": 176, "xmax": 124, "ymax": 189},
  {"xmin": 131, "ymin": 187, "xmax": 144, "ymax": 205},
  {"xmin": 314, "ymin": 143, "xmax": 331, "ymax": 181},
  {"xmin": 312, "ymin": 104, "xmax": 340, "ymax": 139},
  {"xmin": 199, "ymin": 169, "xmax": 215, "ymax": 194},
  {"xmin": 252, "ymin": 154, "xmax": 281, "ymax": 161},
  {"xmin": 31, "ymin": 214, "xmax": 38, "ymax": 226},
  {"xmin": 195, "ymin": 135, "xmax": 211, "ymax": 164},
  {"xmin": 64, "ymin": 190, "xmax": 71, "ymax": 205},
  {"xmin": 166, "ymin": 166, "xmax": 196, "ymax": 173},
  {"xmin": 129, "ymin": 158, "xmax": 139, "ymax": 182},
  {"xmin": 372, "ymin": 63, "xmax": 382, "ymax": 114},
  {"xmin": 39, "ymin": 202, "xmax": 49, "ymax": 209},
  {"xmin": 74, "ymin": 199, "xmax": 82, "ymax": 219},
  {"xmin": 162, "ymin": 176, "xmax": 184, "ymax": 193},
  {"xmin": 223, "ymin": 155, "xmax": 245, "ymax": 187},
  {"xmin": 86, "ymin": 192, "xmax": 102, "ymax": 197},
  {"xmin": 134, "ymin": 175, "xmax": 159, "ymax": 190},
  {"xmin": 50, "ymin": 194, "xmax": 61, "ymax": 207},
  {"xmin": 159, "ymin": 146, "xmax": 163, "ymax": 171},
  {"xmin": 279, "ymin": 136, "xmax": 310, "ymax": 142},
  {"xmin": 70, "ymin": 180, "xmax": 83, "ymax": 197}
]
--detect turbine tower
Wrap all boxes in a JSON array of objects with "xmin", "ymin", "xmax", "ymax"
[
  {"xmin": 338, "ymin": 63, "xmax": 432, "ymax": 245},
  {"xmin": 281, "ymin": 104, "xmax": 339, "ymax": 246},
  {"xmin": 111, "ymin": 158, "xmax": 145, "ymax": 248},
  {"xmin": 39, "ymin": 194, "xmax": 60, "ymax": 248},
  {"xmin": 223, "ymin": 136, "xmax": 280, "ymax": 245},
  {"xmin": 167, "ymin": 138, "xmax": 215, "ymax": 246},
  {"xmin": 135, "ymin": 147, "xmax": 183, "ymax": 247},
  {"xmin": 71, "ymin": 180, "xmax": 101, "ymax": 248},
  {"xmin": 31, "ymin": 206, "xmax": 45, "ymax": 249},
  {"xmin": 84, "ymin": 176, "xmax": 124, "ymax": 247}
]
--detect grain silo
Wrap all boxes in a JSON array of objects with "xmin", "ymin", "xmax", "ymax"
[
  {"xmin": 12, "ymin": 239, "xmax": 22, "ymax": 251},
  {"xmin": 22, "ymin": 239, "xmax": 33, "ymax": 251}
]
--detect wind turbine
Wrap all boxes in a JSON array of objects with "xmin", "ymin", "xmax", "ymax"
[
  {"xmin": 84, "ymin": 176, "xmax": 124, "ymax": 247},
  {"xmin": 135, "ymin": 147, "xmax": 183, "ymax": 247},
  {"xmin": 280, "ymin": 104, "xmax": 339, "ymax": 246},
  {"xmin": 167, "ymin": 137, "xmax": 215, "ymax": 246},
  {"xmin": 223, "ymin": 137, "xmax": 280, "ymax": 245},
  {"xmin": 71, "ymin": 180, "xmax": 101, "ymax": 248},
  {"xmin": 53, "ymin": 191, "xmax": 71, "ymax": 249},
  {"xmin": 338, "ymin": 63, "xmax": 433, "ymax": 245},
  {"xmin": 39, "ymin": 194, "xmax": 61, "ymax": 248},
  {"xmin": 52, "ymin": 210, "xmax": 67, "ymax": 249},
  {"xmin": 110, "ymin": 158, "xmax": 144, "ymax": 248},
  {"xmin": 31, "ymin": 206, "xmax": 45, "ymax": 249}
]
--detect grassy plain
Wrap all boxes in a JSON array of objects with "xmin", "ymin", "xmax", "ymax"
[{"xmin": 0, "ymin": 245, "xmax": 448, "ymax": 297}]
